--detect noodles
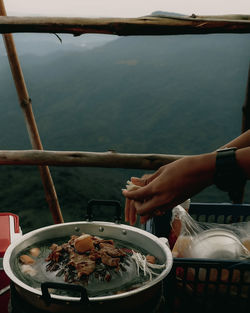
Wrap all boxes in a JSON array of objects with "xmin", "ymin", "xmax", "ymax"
[{"xmin": 131, "ymin": 250, "xmax": 166, "ymax": 281}]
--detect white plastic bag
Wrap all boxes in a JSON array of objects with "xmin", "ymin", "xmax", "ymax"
[{"xmin": 171, "ymin": 205, "xmax": 250, "ymax": 260}]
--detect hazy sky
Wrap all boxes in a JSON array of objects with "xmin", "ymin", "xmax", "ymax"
[{"xmin": 4, "ymin": 0, "xmax": 250, "ymax": 17}]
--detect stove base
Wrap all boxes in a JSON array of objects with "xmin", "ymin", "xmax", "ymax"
[{"xmin": 9, "ymin": 283, "xmax": 168, "ymax": 313}]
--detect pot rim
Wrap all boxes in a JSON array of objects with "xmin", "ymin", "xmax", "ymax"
[{"xmin": 3, "ymin": 221, "xmax": 173, "ymax": 302}]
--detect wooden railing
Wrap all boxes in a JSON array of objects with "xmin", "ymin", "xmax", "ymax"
[
  {"xmin": 0, "ymin": 14, "xmax": 250, "ymax": 36},
  {"xmin": 0, "ymin": 150, "xmax": 183, "ymax": 169}
]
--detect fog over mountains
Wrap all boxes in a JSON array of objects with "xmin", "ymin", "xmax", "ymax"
[
  {"xmin": 1, "ymin": 32, "xmax": 250, "ymax": 153},
  {"xmin": 0, "ymin": 33, "xmax": 118, "ymax": 56},
  {"xmin": 0, "ymin": 27, "xmax": 249, "ymax": 231}
]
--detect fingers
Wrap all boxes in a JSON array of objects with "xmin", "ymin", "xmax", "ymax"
[
  {"xmin": 133, "ymin": 195, "xmax": 172, "ymax": 216},
  {"xmin": 125, "ymin": 198, "xmax": 138, "ymax": 225},
  {"xmin": 122, "ymin": 184, "xmax": 152, "ymax": 201},
  {"xmin": 129, "ymin": 200, "xmax": 137, "ymax": 226},
  {"xmin": 124, "ymin": 198, "xmax": 131, "ymax": 223},
  {"xmin": 124, "ymin": 176, "xmax": 147, "ymax": 226},
  {"xmin": 140, "ymin": 214, "xmax": 151, "ymax": 224},
  {"xmin": 130, "ymin": 177, "xmax": 145, "ymax": 187},
  {"xmin": 125, "ymin": 197, "xmax": 170, "ymax": 226},
  {"xmin": 123, "ymin": 171, "xmax": 165, "ymax": 225},
  {"xmin": 131, "ymin": 171, "xmax": 160, "ymax": 187}
]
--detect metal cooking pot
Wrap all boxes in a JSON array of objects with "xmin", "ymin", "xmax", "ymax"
[{"xmin": 3, "ymin": 200, "xmax": 173, "ymax": 313}]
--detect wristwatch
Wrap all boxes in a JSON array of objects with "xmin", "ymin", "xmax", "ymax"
[{"xmin": 214, "ymin": 147, "xmax": 246, "ymax": 193}]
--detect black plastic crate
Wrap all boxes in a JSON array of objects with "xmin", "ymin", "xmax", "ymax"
[{"xmin": 152, "ymin": 203, "xmax": 250, "ymax": 313}]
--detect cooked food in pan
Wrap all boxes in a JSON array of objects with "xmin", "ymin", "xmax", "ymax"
[
  {"xmin": 45, "ymin": 234, "xmax": 129, "ymax": 283},
  {"xmin": 18, "ymin": 233, "xmax": 166, "ymax": 297}
]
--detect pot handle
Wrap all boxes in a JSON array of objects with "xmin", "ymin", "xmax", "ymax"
[
  {"xmin": 158, "ymin": 237, "xmax": 170, "ymax": 248},
  {"xmin": 41, "ymin": 282, "xmax": 89, "ymax": 306},
  {"xmin": 86, "ymin": 199, "xmax": 122, "ymax": 223}
]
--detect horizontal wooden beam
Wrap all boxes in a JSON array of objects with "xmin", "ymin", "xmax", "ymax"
[
  {"xmin": 0, "ymin": 150, "xmax": 184, "ymax": 170},
  {"xmin": 0, "ymin": 15, "xmax": 250, "ymax": 36}
]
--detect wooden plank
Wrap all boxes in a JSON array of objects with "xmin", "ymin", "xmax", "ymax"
[
  {"xmin": 0, "ymin": 15, "xmax": 249, "ymax": 36},
  {"xmin": 0, "ymin": 150, "xmax": 183, "ymax": 170}
]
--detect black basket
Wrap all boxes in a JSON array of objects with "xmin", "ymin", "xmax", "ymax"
[{"xmin": 152, "ymin": 202, "xmax": 250, "ymax": 313}]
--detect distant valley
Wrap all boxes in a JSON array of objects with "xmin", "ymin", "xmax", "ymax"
[{"xmin": 0, "ymin": 31, "xmax": 249, "ymax": 232}]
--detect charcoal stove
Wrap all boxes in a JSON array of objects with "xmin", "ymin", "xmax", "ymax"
[
  {"xmin": 8, "ymin": 281, "xmax": 168, "ymax": 313},
  {"xmin": 3, "ymin": 200, "xmax": 173, "ymax": 313}
]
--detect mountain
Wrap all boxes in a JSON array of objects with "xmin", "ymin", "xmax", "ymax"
[
  {"xmin": 1, "ymin": 33, "xmax": 250, "ymax": 153},
  {"xmin": 0, "ymin": 32, "xmax": 249, "ymax": 232},
  {"xmin": 150, "ymin": 11, "xmax": 186, "ymax": 17},
  {"xmin": 0, "ymin": 33, "xmax": 118, "ymax": 56}
]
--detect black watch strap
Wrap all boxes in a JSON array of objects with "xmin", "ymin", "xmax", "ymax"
[{"xmin": 214, "ymin": 147, "xmax": 246, "ymax": 193}]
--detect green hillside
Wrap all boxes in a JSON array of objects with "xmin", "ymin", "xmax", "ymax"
[{"xmin": 0, "ymin": 33, "xmax": 249, "ymax": 232}]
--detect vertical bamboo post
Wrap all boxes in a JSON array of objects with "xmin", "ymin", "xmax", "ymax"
[
  {"xmin": 0, "ymin": 0, "xmax": 64, "ymax": 223},
  {"xmin": 234, "ymin": 64, "xmax": 250, "ymax": 204},
  {"xmin": 242, "ymin": 64, "xmax": 250, "ymax": 132},
  {"xmin": 231, "ymin": 64, "xmax": 250, "ymax": 204}
]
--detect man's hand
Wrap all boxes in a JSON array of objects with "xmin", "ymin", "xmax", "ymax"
[{"xmin": 123, "ymin": 153, "xmax": 216, "ymax": 225}]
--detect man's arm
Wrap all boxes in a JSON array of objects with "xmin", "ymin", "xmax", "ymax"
[
  {"xmin": 220, "ymin": 130, "xmax": 250, "ymax": 149},
  {"xmin": 236, "ymin": 147, "xmax": 250, "ymax": 178}
]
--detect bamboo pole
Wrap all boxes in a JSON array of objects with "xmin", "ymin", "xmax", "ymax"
[
  {"xmin": 0, "ymin": 0, "xmax": 63, "ymax": 224},
  {"xmin": 242, "ymin": 65, "xmax": 250, "ymax": 132},
  {"xmin": 0, "ymin": 150, "xmax": 183, "ymax": 170},
  {"xmin": 237, "ymin": 64, "xmax": 250, "ymax": 204},
  {"xmin": 0, "ymin": 15, "xmax": 249, "ymax": 36}
]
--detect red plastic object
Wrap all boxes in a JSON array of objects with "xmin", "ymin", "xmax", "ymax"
[{"xmin": 0, "ymin": 213, "xmax": 22, "ymax": 313}]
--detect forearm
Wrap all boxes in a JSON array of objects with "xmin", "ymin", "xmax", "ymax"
[
  {"xmin": 190, "ymin": 152, "xmax": 216, "ymax": 188},
  {"xmin": 236, "ymin": 147, "xmax": 250, "ymax": 179},
  {"xmin": 220, "ymin": 130, "xmax": 250, "ymax": 149}
]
